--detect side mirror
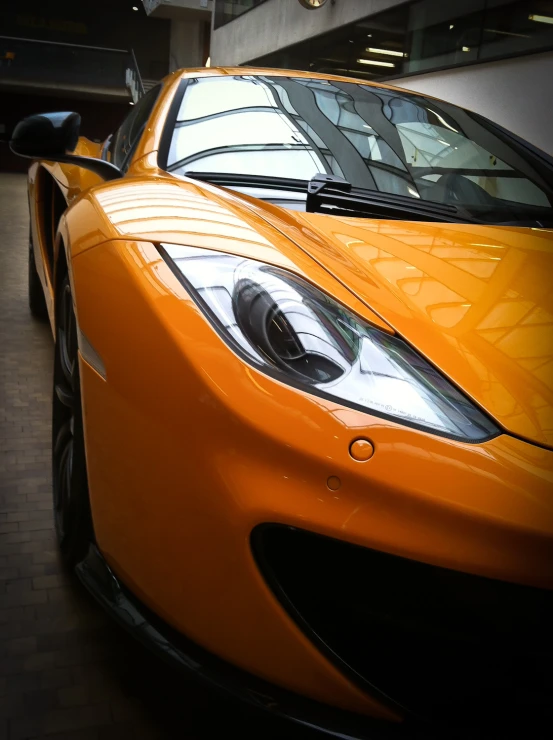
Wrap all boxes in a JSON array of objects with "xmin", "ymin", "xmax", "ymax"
[
  {"xmin": 10, "ymin": 111, "xmax": 121, "ymax": 181},
  {"xmin": 10, "ymin": 111, "xmax": 80, "ymax": 158}
]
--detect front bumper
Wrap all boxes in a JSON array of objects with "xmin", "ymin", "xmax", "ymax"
[
  {"xmin": 74, "ymin": 240, "xmax": 553, "ymax": 731},
  {"xmin": 77, "ymin": 535, "xmax": 553, "ymax": 738},
  {"xmin": 75, "ymin": 544, "xmax": 413, "ymax": 740}
]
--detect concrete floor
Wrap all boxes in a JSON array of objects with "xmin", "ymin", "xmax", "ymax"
[{"xmin": 0, "ymin": 174, "xmax": 318, "ymax": 740}]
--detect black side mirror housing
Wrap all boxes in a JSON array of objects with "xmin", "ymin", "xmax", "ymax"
[
  {"xmin": 10, "ymin": 111, "xmax": 121, "ymax": 181},
  {"xmin": 10, "ymin": 111, "xmax": 81, "ymax": 158}
]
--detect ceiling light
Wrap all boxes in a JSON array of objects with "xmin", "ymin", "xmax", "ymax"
[
  {"xmin": 366, "ymin": 47, "xmax": 404, "ymax": 56},
  {"xmin": 132, "ymin": 5, "xmax": 138, "ymax": 9},
  {"xmin": 462, "ymin": 46, "xmax": 470, "ymax": 51},
  {"xmin": 357, "ymin": 58, "xmax": 395, "ymax": 67},
  {"xmin": 367, "ymin": 34, "xmax": 372, "ymax": 37},
  {"xmin": 449, "ymin": 24, "xmax": 454, "ymax": 29},
  {"xmin": 529, "ymin": 13, "xmax": 553, "ymax": 24}
]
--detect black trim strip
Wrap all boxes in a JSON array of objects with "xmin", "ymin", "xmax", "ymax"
[
  {"xmin": 214, "ymin": 0, "xmax": 270, "ymax": 30},
  {"xmin": 13, "ymin": 151, "xmax": 121, "ymax": 181},
  {"xmin": 100, "ymin": 134, "xmax": 112, "ymax": 162},
  {"xmin": 157, "ymin": 77, "xmax": 189, "ymax": 171}
]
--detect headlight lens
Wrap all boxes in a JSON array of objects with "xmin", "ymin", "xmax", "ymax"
[{"xmin": 161, "ymin": 244, "xmax": 498, "ymax": 442}]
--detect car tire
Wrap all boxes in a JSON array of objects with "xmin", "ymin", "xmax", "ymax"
[
  {"xmin": 28, "ymin": 230, "xmax": 48, "ymax": 320},
  {"xmin": 52, "ymin": 273, "xmax": 94, "ymax": 568}
]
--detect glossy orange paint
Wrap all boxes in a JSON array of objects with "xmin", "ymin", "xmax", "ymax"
[
  {"xmin": 27, "ymin": 135, "xmax": 107, "ymax": 331},
  {"xmin": 71, "ymin": 237, "xmax": 553, "ymax": 719},
  {"xmin": 349, "ymin": 439, "xmax": 375, "ymax": 461},
  {"xmin": 71, "ymin": 237, "xmax": 553, "ymax": 718},
  {"xmin": 265, "ymin": 212, "xmax": 553, "ymax": 449},
  {"xmin": 26, "ymin": 67, "xmax": 553, "ymax": 722},
  {"xmin": 81, "ymin": 170, "xmax": 553, "ymax": 449}
]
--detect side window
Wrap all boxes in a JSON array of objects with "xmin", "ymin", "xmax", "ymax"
[{"xmin": 109, "ymin": 86, "xmax": 161, "ymax": 171}]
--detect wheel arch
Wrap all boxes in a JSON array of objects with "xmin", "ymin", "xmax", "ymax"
[
  {"xmin": 55, "ymin": 216, "xmax": 70, "ymax": 288},
  {"xmin": 32, "ymin": 165, "xmax": 70, "ymax": 331},
  {"xmin": 34, "ymin": 166, "xmax": 68, "ymax": 267}
]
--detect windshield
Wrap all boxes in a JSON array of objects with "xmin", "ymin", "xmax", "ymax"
[{"xmin": 166, "ymin": 74, "xmax": 553, "ymax": 225}]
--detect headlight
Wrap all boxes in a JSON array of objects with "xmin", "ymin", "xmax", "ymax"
[{"xmin": 161, "ymin": 244, "xmax": 498, "ymax": 443}]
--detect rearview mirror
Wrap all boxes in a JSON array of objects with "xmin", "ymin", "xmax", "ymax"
[{"xmin": 10, "ymin": 111, "xmax": 121, "ymax": 181}]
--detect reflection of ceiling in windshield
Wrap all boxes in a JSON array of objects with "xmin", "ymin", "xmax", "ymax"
[{"xmin": 167, "ymin": 75, "xmax": 551, "ymax": 214}]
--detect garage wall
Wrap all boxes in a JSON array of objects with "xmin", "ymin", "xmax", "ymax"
[
  {"xmin": 0, "ymin": 0, "xmax": 171, "ymax": 80},
  {"xmin": 0, "ymin": 92, "xmax": 128, "ymax": 172},
  {"xmin": 210, "ymin": 0, "xmax": 407, "ymax": 66},
  {"xmin": 392, "ymin": 50, "xmax": 553, "ymax": 156}
]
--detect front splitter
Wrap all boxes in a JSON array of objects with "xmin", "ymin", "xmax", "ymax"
[{"xmin": 74, "ymin": 543, "xmax": 426, "ymax": 740}]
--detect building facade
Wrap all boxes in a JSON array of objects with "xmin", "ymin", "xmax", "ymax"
[
  {"xmin": 141, "ymin": 1, "xmax": 212, "ymax": 71},
  {"xmin": 0, "ymin": 0, "xmax": 213, "ymax": 171},
  {"xmin": 210, "ymin": 0, "xmax": 553, "ymax": 154}
]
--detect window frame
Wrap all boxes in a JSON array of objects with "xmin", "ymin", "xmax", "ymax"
[{"xmin": 157, "ymin": 78, "xmax": 189, "ymax": 171}]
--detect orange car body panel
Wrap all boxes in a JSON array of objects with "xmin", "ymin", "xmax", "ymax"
[
  {"xmin": 246, "ymin": 206, "xmax": 553, "ymax": 449},
  {"xmin": 72, "ymin": 236, "xmax": 553, "ymax": 718},
  {"xmin": 27, "ymin": 67, "xmax": 553, "ymax": 721}
]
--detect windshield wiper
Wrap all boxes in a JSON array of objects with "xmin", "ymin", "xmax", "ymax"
[
  {"xmin": 305, "ymin": 173, "xmax": 478, "ymax": 223},
  {"xmin": 183, "ymin": 171, "xmax": 478, "ymax": 224}
]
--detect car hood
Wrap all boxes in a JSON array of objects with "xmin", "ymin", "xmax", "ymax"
[{"xmin": 251, "ymin": 204, "xmax": 553, "ymax": 450}]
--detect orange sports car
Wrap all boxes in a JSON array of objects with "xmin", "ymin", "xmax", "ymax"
[{"xmin": 10, "ymin": 68, "xmax": 553, "ymax": 737}]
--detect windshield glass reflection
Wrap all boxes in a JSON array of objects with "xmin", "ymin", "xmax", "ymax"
[{"xmin": 167, "ymin": 75, "xmax": 553, "ymax": 224}]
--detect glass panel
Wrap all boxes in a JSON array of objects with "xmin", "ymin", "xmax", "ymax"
[
  {"xmin": 480, "ymin": 0, "xmax": 553, "ymax": 60},
  {"xmin": 176, "ymin": 76, "xmax": 276, "ymax": 120},
  {"xmin": 214, "ymin": 0, "xmax": 270, "ymax": 29},
  {"xmin": 167, "ymin": 75, "xmax": 553, "ymax": 224},
  {"xmin": 170, "ymin": 109, "xmax": 323, "ymax": 169},
  {"xmin": 403, "ymin": 0, "xmax": 485, "ymax": 75},
  {"xmin": 110, "ymin": 85, "xmax": 161, "ymax": 170},
  {"xmin": 248, "ymin": 0, "xmax": 553, "ymax": 81}
]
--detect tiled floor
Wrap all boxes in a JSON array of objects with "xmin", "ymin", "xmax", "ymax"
[{"xmin": 0, "ymin": 174, "xmax": 317, "ymax": 740}]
